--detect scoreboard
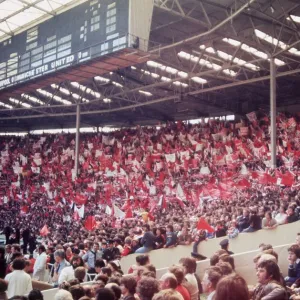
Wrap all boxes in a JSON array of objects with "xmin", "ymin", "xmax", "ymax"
[{"xmin": 0, "ymin": 0, "xmax": 129, "ymax": 91}]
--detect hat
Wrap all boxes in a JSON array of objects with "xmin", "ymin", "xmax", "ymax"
[{"xmin": 219, "ymin": 239, "xmax": 229, "ymax": 247}]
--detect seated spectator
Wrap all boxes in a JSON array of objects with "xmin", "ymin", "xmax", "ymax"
[
  {"xmin": 121, "ymin": 238, "xmax": 132, "ymax": 256},
  {"xmin": 215, "ymin": 221, "xmax": 227, "ymax": 238},
  {"xmin": 136, "ymin": 276, "xmax": 160, "ymax": 300},
  {"xmin": 274, "ymin": 205, "xmax": 287, "ymax": 225},
  {"xmin": 164, "ymin": 225, "xmax": 177, "ymax": 248},
  {"xmin": 154, "ymin": 228, "xmax": 165, "ymax": 249},
  {"xmin": 177, "ymin": 227, "xmax": 192, "ymax": 246},
  {"xmin": 285, "ymin": 245, "xmax": 300, "ymax": 285},
  {"xmin": 243, "ymin": 213, "xmax": 261, "ymax": 233},
  {"xmin": 135, "ymin": 225, "xmax": 156, "ymax": 254},
  {"xmin": 262, "ymin": 212, "xmax": 277, "ymax": 229},
  {"xmin": 227, "ymin": 220, "xmax": 239, "ymax": 239},
  {"xmin": 287, "ymin": 206, "xmax": 299, "ymax": 224},
  {"xmin": 214, "ymin": 273, "xmax": 250, "ymax": 300},
  {"xmin": 237, "ymin": 209, "xmax": 250, "ymax": 232},
  {"xmin": 253, "ymin": 260, "xmax": 287, "ymax": 300},
  {"xmin": 120, "ymin": 275, "xmax": 137, "ymax": 300},
  {"xmin": 201, "ymin": 267, "xmax": 222, "ymax": 300}
]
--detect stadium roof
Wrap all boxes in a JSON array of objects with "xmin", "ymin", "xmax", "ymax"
[
  {"xmin": 0, "ymin": 0, "xmax": 85, "ymax": 41},
  {"xmin": 0, "ymin": 0, "xmax": 300, "ymax": 131}
]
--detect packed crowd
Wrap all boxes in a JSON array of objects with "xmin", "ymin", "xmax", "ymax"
[
  {"xmin": 1, "ymin": 235, "xmax": 300, "ymax": 300},
  {"xmin": 0, "ymin": 110, "xmax": 300, "ymax": 298}
]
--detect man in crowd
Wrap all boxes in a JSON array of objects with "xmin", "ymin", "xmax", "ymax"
[
  {"xmin": 201, "ymin": 267, "xmax": 222, "ymax": 300},
  {"xmin": 285, "ymin": 244, "xmax": 300, "ymax": 285},
  {"xmin": 82, "ymin": 242, "xmax": 102, "ymax": 272},
  {"xmin": 33, "ymin": 245, "xmax": 47, "ymax": 281}
]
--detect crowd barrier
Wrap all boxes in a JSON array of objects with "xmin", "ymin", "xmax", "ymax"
[{"xmin": 120, "ymin": 221, "xmax": 300, "ymax": 272}]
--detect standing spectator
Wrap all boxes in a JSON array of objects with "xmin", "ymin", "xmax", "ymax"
[
  {"xmin": 3, "ymin": 225, "xmax": 12, "ymax": 245},
  {"xmin": 253, "ymin": 260, "xmax": 287, "ymax": 299},
  {"xmin": 5, "ymin": 245, "xmax": 12, "ymax": 264},
  {"xmin": 58, "ymin": 255, "xmax": 84, "ymax": 285},
  {"xmin": 4, "ymin": 258, "xmax": 32, "ymax": 298},
  {"xmin": 33, "ymin": 245, "xmax": 47, "ymax": 281},
  {"xmin": 21, "ymin": 228, "xmax": 30, "ymax": 255},
  {"xmin": 135, "ymin": 224, "xmax": 156, "ymax": 253},
  {"xmin": 82, "ymin": 242, "xmax": 102, "ymax": 273},
  {"xmin": 201, "ymin": 267, "xmax": 222, "ymax": 300},
  {"xmin": 28, "ymin": 289, "xmax": 44, "ymax": 300},
  {"xmin": 52, "ymin": 249, "xmax": 70, "ymax": 286},
  {"xmin": 219, "ymin": 239, "xmax": 234, "ymax": 255},
  {"xmin": 285, "ymin": 245, "xmax": 300, "ymax": 285}
]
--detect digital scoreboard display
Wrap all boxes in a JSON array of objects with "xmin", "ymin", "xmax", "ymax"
[{"xmin": 0, "ymin": 0, "xmax": 129, "ymax": 91}]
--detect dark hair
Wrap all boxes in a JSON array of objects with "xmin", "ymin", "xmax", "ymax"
[
  {"xmin": 120, "ymin": 276, "xmax": 137, "ymax": 294},
  {"xmin": 0, "ymin": 278, "xmax": 8, "ymax": 293},
  {"xmin": 214, "ymin": 274, "xmax": 249, "ymax": 300},
  {"xmin": 70, "ymin": 255, "xmax": 84, "ymax": 267},
  {"xmin": 257, "ymin": 260, "xmax": 281, "ymax": 282},
  {"xmin": 136, "ymin": 255, "xmax": 149, "ymax": 266},
  {"xmin": 205, "ymin": 267, "xmax": 222, "ymax": 289},
  {"xmin": 219, "ymin": 255, "xmax": 235, "ymax": 270},
  {"xmin": 68, "ymin": 278, "xmax": 80, "ymax": 286},
  {"xmin": 74, "ymin": 267, "xmax": 86, "ymax": 283},
  {"xmin": 167, "ymin": 225, "xmax": 174, "ymax": 232},
  {"xmin": 12, "ymin": 244, "xmax": 21, "ymax": 252},
  {"xmin": 109, "ymin": 284, "xmax": 122, "ymax": 300},
  {"xmin": 95, "ymin": 259, "xmax": 105, "ymax": 269},
  {"xmin": 137, "ymin": 277, "xmax": 160, "ymax": 300},
  {"xmin": 96, "ymin": 288, "xmax": 115, "ymax": 300},
  {"xmin": 38, "ymin": 245, "xmax": 46, "ymax": 252},
  {"xmin": 216, "ymin": 262, "xmax": 233, "ymax": 276},
  {"xmin": 101, "ymin": 267, "xmax": 112, "ymax": 277},
  {"xmin": 69, "ymin": 284, "xmax": 85, "ymax": 300},
  {"xmin": 288, "ymin": 245, "xmax": 300, "ymax": 258},
  {"xmin": 143, "ymin": 224, "xmax": 150, "ymax": 231},
  {"xmin": 169, "ymin": 266, "xmax": 185, "ymax": 285},
  {"xmin": 210, "ymin": 254, "xmax": 219, "ymax": 266},
  {"xmin": 12, "ymin": 258, "xmax": 26, "ymax": 270},
  {"xmin": 0, "ymin": 247, "xmax": 5, "ymax": 259},
  {"xmin": 95, "ymin": 274, "xmax": 109, "ymax": 285},
  {"xmin": 28, "ymin": 289, "xmax": 44, "ymax": 300},
  {"xmin": 145, "ymin": 264, "xmax": 156, "ymax": 276},
  {"xmin": 9, "ymin": 297, "xmax": 28, "ymax": 300},
  {"xmin": 11, "ymin": 252, "xmax": 23, "ymax": 261},
  {"xmin": 179, "ymin": 257, "xmax": 197, "ymax": 274}
]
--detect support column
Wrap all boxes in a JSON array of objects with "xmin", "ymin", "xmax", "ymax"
[
  {"xmin": 75, "ymin": 104, "xmax": 81, "ymax": 176},
  {"xmin": 270, "ymin": 58, "xmax": 277, "ymax": 168}
]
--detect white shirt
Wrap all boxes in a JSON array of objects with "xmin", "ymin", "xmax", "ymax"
[
  {"xmin": 275, "ymin": 213, "xmax": 287, "ymax": 225},
  {"xmin": 58, "ymin": 266, "xmax": 75, "ymax": 285},
  {"xmin": 5, "ymin": 270, "xmax": 32, "ymax": 298},
  {"xmin": 185, "ymin": 273, "xmax": 199, "ymax": 300},
  {"xmin": 33, "ymin": 252, "xmax": 47, "ymax": 281},
  {"xmin": 207, "ymin": 290, "xmax": 216, "ymax": 300}
]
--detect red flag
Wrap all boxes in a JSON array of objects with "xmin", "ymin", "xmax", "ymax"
[
  {"xmin": 125, "ymin": 207, "xmax": 133, "ymax": 219},
  {"xmin": 197, "ymin": 217, "xmax": 214, "ymax": 233},
  {"xmin": 40, "ymin": 225, "xmax": 49, "ymax": 236},
  {"xmin": 84, "ymin": 216, "xmax": 96, "ymax": 231}
]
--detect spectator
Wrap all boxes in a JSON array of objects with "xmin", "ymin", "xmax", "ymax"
[
  {"xmin": 214, "ymin": 273, "xmax": 250, "ymax": 300},
  {"xmin": 69, "ymin": 284, "xmax": 85, "ymax": 300},
  {"xmin": 96, "ymin": 288, "xmax": 115, "ymax": 300},
  {"xmin": 169, "ymin": 265, "xmax": 190, "ymax": 300},
  {"xmin": 0, "ymin": 278, "xmax": 8, "ymax": 300},
  {"xmin": 164, "ymin": 225, "xmax": 177, "ymax": 248},
  {"xmin": 287, "ymin": 206, "xmax": 299, "ymax": 224},
  {"xmin": 153, "ymin": 289, "xmax": 184, "ymax": 300},
  {"xmin": 0, "ymin": 247, "xmax": 6, "ymax": 279},
  {"xmin": 74, "ymin": 267, "xmax": 86, "ymax": 283},
  {"xmin": 82, "ymin": 242, "xmax": 102, "ymax": 273},
  {"xmin": 262, "ymin": 211, "xmax": 278, "ymax": 229},
  {"xmin": 54, "ymin": 289, "xmax": 73, "ymax": 300},
  {"xmin": 285, "ymin": 245, "xmax": 300, "ymax": 285},
  {"xmin": 136, "ymin": 276, "xmax": 160, "ymax": 300},
  {"xmin": 52, "ymin": 250, "xmax": 70, "ymax": 286},
  {"xmin": 227, "ymin": 220, "xmax": 239, "ymax": 239},
  {"xmin": 202, "ymin": 267, "xmax": 222, "ymax": 300},
  {"xmin": 28, "ymin": 289, "xmax": 44, "ymax": 300},
  {"xmin": 4, "ymin": 258, "xmax": 32, "ymax": 298},
  {"xmin": 237, "ymin": 209, "xmax": 250, "ymax": 232},
  {"xmin": 135, "ymin": 224, "xmax": 156, "ymax": 253},
  {"xmin": 274, "ymin": 205, "xmax": 287, "ymax": 225},
  {"xmin": 120, "ymin": 275, "xmax": 137, "ymax": 300},
  {"xmin": 253, "ymin": 260, "xmax": 287, "ymax": 300},
  {"xmin": 58, "ymin": 255, "xmax": 84, "ymax": 285},
  {"xmin": 33, "ymin": 245, "xmax": 47, "ymax": 281}
]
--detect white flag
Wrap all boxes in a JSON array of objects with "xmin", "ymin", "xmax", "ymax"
[
  {"xmin": 105, "ymin": 205, "xmax": 112, "ymax": 215},
  {"xmin": 75, "ymin": 204, "xmax": 84, "ymax": 218},
  {"xmin": 176, "ymin": 183, "xmax": 186, "ymax": 202},
  {"xmin": 113, "ymin": 204, "xmax": 125, "ymax": 219}
]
